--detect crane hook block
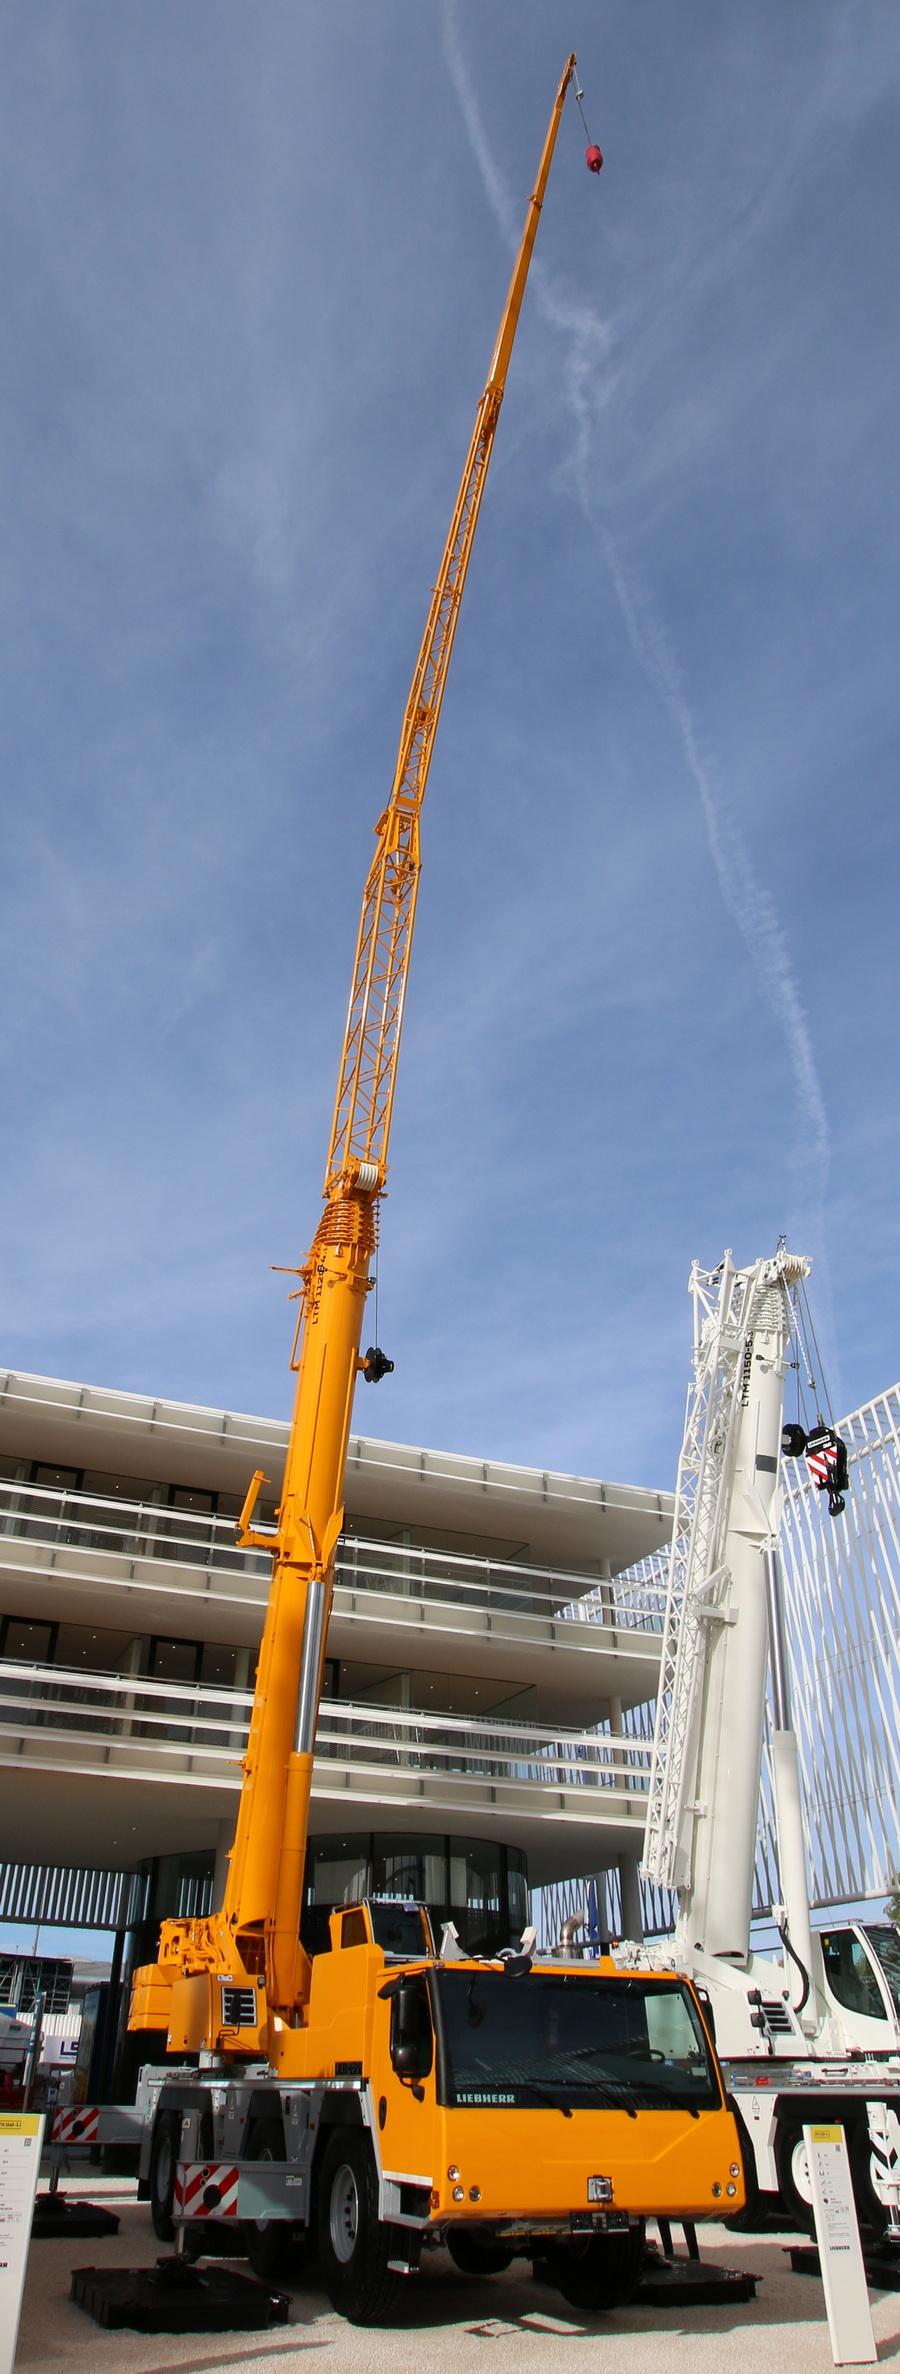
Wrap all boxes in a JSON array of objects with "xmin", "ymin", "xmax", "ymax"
[
  {"xmin": 804, "ymin": 1422, "xmax": 850, "ymax": 1518},
  {"xmin": 585, "ymin": 145, "xmax": 603, "ymax": 174},
  {"xmin": 362, "ymin": 1345, "xmax": 394, "ymax": 1384}
]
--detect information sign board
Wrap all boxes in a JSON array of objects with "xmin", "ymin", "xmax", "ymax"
[
  {"xmin": 0, "ymin": 2114, "xmax": 44, "ymax": 2374},
  {"xmin": 803, "ymin": 2123, "xmax": 876, "ymax": 2368}
]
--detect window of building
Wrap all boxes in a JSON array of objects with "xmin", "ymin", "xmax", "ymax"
[
  {"xmin": 31, "ymin": 1465, "xmax": 82, "ymax": 1493},
  {"xmin": 306, "ymin": 1836, "xmax": 372, "ymax": 1909},
  {"xmin": 449, "ymin": 1835, "xmax": 503, "ymax": 1955},
  {"xmin": 148, "ymin": 1637, "xmax": 203, "ymax": 1684},
  {"xmin": 81, "ymin": 1471, "xmax": 164, "ymax": 1506},
  {"xmin": 0, "ymin": 1616, "xmax": 57, "ymax": 1663},
  {"xmin": 301, "ymin": 1833, "xmax": 528, "ymax": 1961},
  {"xmin": 54, "ymin": 1625, "xmax": 143, "ymax": 1674},
  {"xmin": 372, "ymin": 1837, "xmax": 447, "ymax": 1907},
  {"xmin": 199, "ymin": 1643, "xmax": 248, "ymax": 1690},
  {"xmin": 507, "ymin": 1845, "xmax": 528, "ymax": 1936}
]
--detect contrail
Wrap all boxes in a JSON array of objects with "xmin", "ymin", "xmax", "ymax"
[
  {"xmin": 601, "ymin": 539, "xmax": 829, "ymax": 1190},
  {"xmin": 441, "ymin": 1, "xmax": 830, "ymax": 1217}
]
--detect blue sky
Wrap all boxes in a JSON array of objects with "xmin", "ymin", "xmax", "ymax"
[{"xmin": 1, "ymin": 0, "xmax": 898, "ymax": 1493}]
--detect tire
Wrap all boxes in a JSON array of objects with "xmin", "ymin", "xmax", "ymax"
[
  {"xmin": 447, "ymin": 2230, "xmax": 515, "ymax": 2276},
  {"xmin": 317, "ymin": 2130, "xmax": 400, "ymax": 2325},
  {"xmin": 149, "ymin": 2110, "xmax": 180, "ymax": 2242},
  {"xmin": 244, "ymin": 2117, "xmax": 305, "ymax": 2280},
  {"xmin": 542, "ymin": 2223, "xmax": 646, "ymax": 2311},
  {"xmin": 849, "ymin": 2121, "xmax": 890, "ymax": 2239},
  {"xmin": 774, "ymin": 2119, "xmax": 816, "ymax": 2235}
]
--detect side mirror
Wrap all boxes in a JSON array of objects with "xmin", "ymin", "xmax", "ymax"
[
  {"xmin": 392, "ymin": 2039, "xmax": 420, "ymax": 2080},
  {"xmin": 389, "ymin": 1981, "xmax": 433, "ymax": 2095}
]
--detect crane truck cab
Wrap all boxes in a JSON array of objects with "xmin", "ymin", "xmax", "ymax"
[{"xmin": 142, "ymin": 1897, "xmax": 746, "ymax": 2323}]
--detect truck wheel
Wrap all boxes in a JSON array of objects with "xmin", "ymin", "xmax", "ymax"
[
  {"xmin": 542, "ymin": 2224, "xmax": 645, "ymax": 2311},
  {"xmin": 244, "ymin": 2118, "xmax": 304, "ymax": 2280},
  {"xmin": 317, "ymin": 2131, "xmax": 400, "ymax": 2324},
  {"xmin": 774, "ymin": 2120, "xmax": 815, "ymax": 2234},
  {"xmin": 849, "ymin": 2123, "xmax": 889, "ymax": 2238},
  {"xmin": 149, "ymin": 2111, "xmax": 180, "ymax": 2241},
  {"xmin": 447, "ymin": 2230, "xmax": 514, "ymax": 2275}
]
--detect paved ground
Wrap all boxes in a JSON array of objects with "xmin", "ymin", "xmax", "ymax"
[{"xmin": 13, "ymin": 2183, "xmax": 900, "ymax": 2374}]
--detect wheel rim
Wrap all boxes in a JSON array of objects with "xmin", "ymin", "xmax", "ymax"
[
  {"xmin": 330, "ymin": 2162, "xmax": 359, "ymax": 2265},
  {"xmin": 789, "ymin": 2137, "xmax": 813, "ymax": 2208}
]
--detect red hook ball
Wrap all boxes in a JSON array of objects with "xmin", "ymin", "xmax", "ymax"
[{"xmin": 585, "ymin": 145, "xmax": 603, "ymax": 175}]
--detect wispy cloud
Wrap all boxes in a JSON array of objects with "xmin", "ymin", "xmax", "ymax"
[{"xmin": 441, "ymin": 0, "xmax": 831, "ymax": 1239}]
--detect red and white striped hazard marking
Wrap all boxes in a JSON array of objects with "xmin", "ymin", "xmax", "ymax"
[
  {"xmin": 52, "ymin": 2105, "xmax": 100, "ymax": 2145},
  {"xmin": 807, "ymin": 1445, "xmax": 834, "ymax": 1485},
  {"xmin": 174, "ymin": 2161, "xmax": 241, "ymax": 2219}
]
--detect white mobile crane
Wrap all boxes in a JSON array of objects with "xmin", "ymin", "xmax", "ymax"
[{"xmin": 634, "ymin": 1246, "xmax": 900, "ymax": 2234}]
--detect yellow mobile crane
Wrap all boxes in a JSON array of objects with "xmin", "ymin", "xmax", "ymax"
[
  {"xmin": 127, "ymin": 59, "xmax": 747, "ymax": 2326},
  {"xmin": 131, "ymin": 46, "xmax": 579, "ymax": 2073}
]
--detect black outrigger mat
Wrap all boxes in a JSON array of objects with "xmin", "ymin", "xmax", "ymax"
[
  {"xmin": 635, "ymin": 2258, "xmax": 760, "ymax": 2308},
  {"xmin": 789, "ymin": 2242, "xmax": 900, "ymax": 2291},
  {"xmin": 33, "ymin": 2196, "xmax": 120, "ymax": 2240},
  {"xmin": 70, "ymin": 2259, "xmax": 291, "ymax": 2334}
]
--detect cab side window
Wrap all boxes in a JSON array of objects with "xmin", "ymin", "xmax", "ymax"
[{"xmin": 821, "ymin": 1932, "xmax": 887, "ymax": 2021}]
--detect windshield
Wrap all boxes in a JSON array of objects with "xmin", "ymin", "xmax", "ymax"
[
  {"xmin": 863, "ymin": 1926, "xmax": 900, "ymax": 2019},
  {"xmin": 432, "ymin": 1970, "xmax": 720, "ymax": 2112},
  {"xmin": 368, "ymin": 1901, "xmax": 433, "ymax": 1957}
]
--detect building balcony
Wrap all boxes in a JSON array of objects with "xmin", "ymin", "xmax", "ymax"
[
  {"xmin": 0, "ymin": 1655, "xmax": 652, "ymax": 1886},
  {"xmin": 0, "ymin": 1371, "xmax": 671, "ymax": 1892},
  {"xmin": 0, "ymin": 1477, "xmax": 664, "ymax": 1726}
]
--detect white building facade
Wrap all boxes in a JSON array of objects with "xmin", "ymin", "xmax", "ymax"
[{"xmin": 0, "ymin": 1367, "xmax": 671, "ymax": 2082}]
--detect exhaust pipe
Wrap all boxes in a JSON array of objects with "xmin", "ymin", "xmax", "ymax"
[{"xmin": 558, "ymin": 1911, "xmax": 586, "ymax": 1958}]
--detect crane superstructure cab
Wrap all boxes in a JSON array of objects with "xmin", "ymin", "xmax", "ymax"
[{"xmin": 140, "ymin": 1901, "xmax": 745, "ymax": 2322}]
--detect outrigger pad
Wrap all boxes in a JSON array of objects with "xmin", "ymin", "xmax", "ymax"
[
  {"xmin": 789, "ymin": 2242, "xmax": 900, "ymax": 2292},
  {"xmin": 70, "ymin": 2259, "xmax": 292, "ymax": 2333},
  {"xmin": 634, "ymin": 2258, "xmax": 759, "ymax": 2308},
  {"xmin": 32, "ymin": 2197, "xmax": 120, "ymax": 2240}
]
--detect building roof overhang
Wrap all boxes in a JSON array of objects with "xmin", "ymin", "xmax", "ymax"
[{"xmin": 0, "ymin": 1369, "xmax": 673, "ymax": 1576}]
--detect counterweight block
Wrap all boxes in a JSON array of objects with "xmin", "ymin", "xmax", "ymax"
[{"xmin": 70, "ymin": 2259, "xmax": 291, "ymax": 2334}]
